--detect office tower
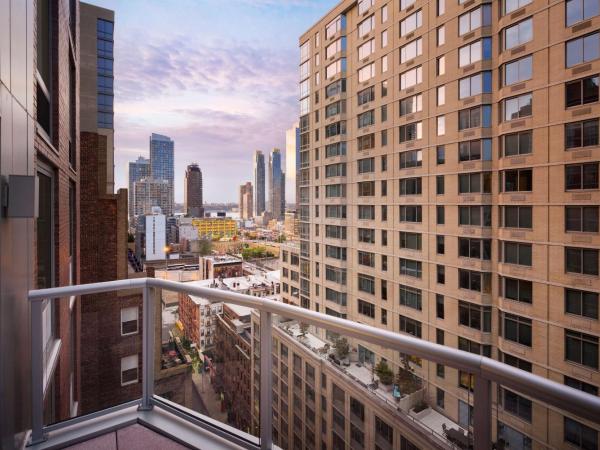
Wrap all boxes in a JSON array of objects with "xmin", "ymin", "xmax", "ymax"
[
  {"xmin": 133, "ymin": 178, "xmax": 173, "ymax": 217},
  {"xmin": 254, "ymin": 150, "xmax": 266, "ymax": 216},
  {"xmin": 268, "ymin": 148, "xmax": 285, "ymax": 220},
  {"xmin": 293, "ymin": 1, "xmax": 600, "ymax": 449},
  {"xmin": 286, "ymin": 122, "xmax": 301, "ymax": 207},
  {"xmin": 149, "ymin": 133, "xmax": 175, "ymax": 209},
  {"xmin": 0, "ymin": 1, "xmax": 81, "ymax": 443},
  {"xmin": 184, "ymin": 163, "xmax": 204, "ymax": 217},
  {"xmin": 239, "ymin": 182, "xmax": 254, "ymax": 220},
  {"xmin": 128, "ymin": 156, "xmax": 150, "ymax": 222}
]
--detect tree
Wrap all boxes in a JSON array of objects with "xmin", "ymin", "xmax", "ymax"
[
  {"xmin": 334, "ymin": 337, "xmax": 349, "ymax": 360},
  {"xmin": 375, "ymin": 361, "xmax": 395, "ymax": 385},
  {"xmin": 197, "ymin": 238, "xmax": 212, "ymax": 256}
]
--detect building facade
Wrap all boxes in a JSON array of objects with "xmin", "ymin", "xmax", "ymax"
[
  {"xmin": 184, "ymin": 163, "xmax": 204, "ymax": 217},
  {"xmin": 239, "ymin": 181, "xmax": 254, "ymax": 220},
  {"xmin": 128, "ymin": 156, "xmax": 150, "ymax": 222},
  {"xmin": 298, "ymin": 0, "xmax": 600, "ymax": 448},
  {"xmin": 191, "ymin": 217, "xmax": 237, "ymax": 240},
  {"xmin": 145, "ymin": 209, "xmax": 167, "ymax": 261},
  {"xmin": 268, "ymin": 148, "xmax": 286, "ymax": 220},
  {"xmin": 133, "ymin": 177, "xmax": 172, "ymax": 217},
  {"xmin": 149, "ymin": 132, "xmax": 174, "ymax": 207},
  {"xmin": 286, "ymin": 122, "xmax": 301, "ymax": 207},
  {"xmin": 254, "ymin": 150, "xmax": 266, "ymax": 216}
]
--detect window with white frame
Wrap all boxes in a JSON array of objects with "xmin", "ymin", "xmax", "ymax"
[
  {"xmin": 504, "ymin": 0, "xmax": 531, "ymax": 15},
  {"xmin": 459, "ymin": 71, "xmax": 492, "ymax": 99},
  {"xmin": 400, "ymin": 66, "xmax": 422, "ymax": 89},
  {"xmin": 358, "ymin": 63, "xmax": 375, "ymax": 83},
  {"xmin": 437, "ymin": 85, "xmax": 446, "ymax": 105},
  {"xmin": 358, "ymin": 15, "xmax": 375, "ymax": 37},
  {"xmin": 121, "ymin": 306, "xmax": 139, "ymax": 335},
  {"xmin": 381, "ymin": 30, "xmax": 388, "ymax": 47},
  {"xmin": 504, "ymin": 18, "xmax": 533, "ymax": 50},
  {"xmin": 358, "ymin": 0, "xmax": 374, "ymax": 15},
  {"xmin": 459, "ymin": 38, "xmax": 492, "ymax": 67},
  {"xmin": 400, "ymin": 10, "xmax": 422, "ymax": 36},
  {"xmin": 401, "ymin": 0, "xmax": 416, "ymax": 10},
  {"xmin": 437, "ymin": 25, "xmax": 445, "ymax": 46},
  {"xmin": 437, "ymin": 116, "xmax": 446, "ymax": 136},
  {"xmin": 459, "ymin": 5, "xmax": 492, "ymax": 36},
  {"xmin": 326, "ymin": 58, "xmax": 346, "ymax": 79},
  {"xmin": 437, "ymin": 55, "xmax": 446, "ymax": 75},
  {"xmin": 121, "ymin": 355, "xmax": 138, "ymax": 385},
  {"xmin": 326, "ymin": 37, "xmax": 345, "ymax": 59},
  {"xmin": 358, "ymin": 39, "xmax": 375, "ymax": 60},
  {"xmin": 400, "ymin": 38, "xmax": 422, "ymax": 63}
]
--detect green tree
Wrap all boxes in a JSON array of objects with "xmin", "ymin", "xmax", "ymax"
[
  {"xmin": 334, "ymin": 337, "xmax": 349, "ymax": 360},
  {"xmin": 375, "ymin": 361, "xmax": 394, "ymax": 385}
]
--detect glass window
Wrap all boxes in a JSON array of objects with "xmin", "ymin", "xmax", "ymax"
[
  {"xmin": 400, "ymin": 94, "xmax": 422, "ymax": 116},
  {"xmin": 504, "ymin": 0, "xmax": 532, "ymax": 14},
  {"xmin": 503, "ymin": 130, "xmax": 533, "ymax": 156},
  {"xmin": 358, "ymin": 62, "xmax": 375, "ymax": 82},
  {"xmin": 565, "ymin": 288, "xmax": 599, "ymax": 319},
  {"xmin": 503, "ymin": 55, "xmax": 533, "ymax": 86},
  {"xmin": 565, "ymin": 119, "xmax": 599, "ymax": 149},
  {"xmin": 566, "ymin": 75, "xmax": 599, "ymax": 107},
  {"xmin": 501, "ymin": 277, "xmax": 533, "ymax": 303},
  {"xmin": 399, "ymin": 122, "xmax": 423, "ymax": 142},
  {"xmin": 358, "ymin": 15, "xmax": 375, "ymax": 37},
  {"xmin": 565, "ymin": 247, "xmax": 599, "ymax": 275},
  {"xmin": 459, "ymin": 71, "xmax": 492, "ymax": 99},
  {"xmin": 504, "ymin": 93, "xmax": 533, "ymax": 121},
  {"xmin": 459, "ymin": 5, "xmax": 492, "ymax": 36},
  {"xmin": 400, "ymin": 66, "xmax": 422, "ymax": 89},
  {"xmin": 459, "ymin": 38, "xmax": 492, "ymax": 67},
  {"xmin": 458, "ymin": 105, "xmax": 492, "ymax": 129},
  {"xmin": 566, "ymin": 0, "xmax": 600, "ymax": 26},
  {"xmin": 504, "ymin": 18, "xmax": 533, "ymax": 50},
  {"xmin": 566, "ymin": 32, "xmax": 600, "ymax": 68},
  {"xmin": 565, "ymin": 330, "xmax": 599, "ymax": 368},
  {"xmin": 400, "ymin": 38, "xmax": 422, "ymax": 63},
  {"xmin": 502, "ymin": 168, "xmax": 533, "ymax": 192},
  {"xmin": 565, "ymin": 206, "xmax": 599, "ymax": 232},
  {"xmin": 564, "ymin": 417, "xmax": 598, "ymax": 450},
  {"xmin": 502, "ymin": 241, "xmax": 533, "ymax": 266},
  {"xmin": 400, "ymin": 10, "xmax": 422, "ymax": 36},
  {"xmin": 565, "ymin": 163, "xmax": 599, "ymax": 190}
]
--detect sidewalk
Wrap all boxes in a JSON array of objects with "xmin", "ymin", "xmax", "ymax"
[{"xmin": 191, "ymin": 371, "xmax": 228, "ymax": 423}]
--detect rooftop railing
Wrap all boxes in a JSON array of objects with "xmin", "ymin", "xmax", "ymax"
[{"xmin": 28, "ymin": 277, "xmax": 600, "ymax": 449}]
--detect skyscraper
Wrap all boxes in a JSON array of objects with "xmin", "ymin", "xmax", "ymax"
[
  {"xmin": 149, "ymin": 133, "xmax": 175, "ymax": 209},
  {"xmin": 268, "ymin": 148, "xmax": 285, "ymax": 220},
  {"xmin": 285, "ymin": 122, "xmax": 300, "ymax": 206},
  {"xmin": 128, "ymin": 156, "xmax": 150, "ymax": 222},
  {"xmin": 239, "ymin": 182, "xmax": 254, "ymax": 220},
  {"xmin": 184, "ymin": 163, "xmax": 204, "ymax": 217},
  {"xmin": 133, "ymin": 178, "xmax": 172, "ymax": 217},
  {"xmin": 253, "ymin": 150, "xmax": 266, "ymax": 216}
]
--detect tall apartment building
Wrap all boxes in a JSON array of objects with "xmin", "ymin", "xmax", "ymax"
[
  {"xmin": 133, "ymin": 177, "xmax": 172, "ymax": 216},
  {"xmin": 297, "ymin": 0, "xmax": 600, "ymax": 448},
  {"xmin": 184, "ymin": 163, "xmax": 204, "ymax": 217},
  {"xmin": 128, "ymin": 156, "xmax": 150, "ymax": 222},
  {"xmin": 286, "ymin": 122, "xmax": 301, "ymax": 206},
  {"xmin": 254, "ymin": 150, "xmax": 266, "ymax": 216},
  {"xmin": 239, "ymin": 181, "xmax": 254, "ymax": 220},
  {"xmin": 269, "ymin": 148, "xmax": 286, "ymax": 220},
  {"xmin": 0, "ymin": 0, "xmax": 80, "ymax": 445},
  {"xmin": 149, "ymin": 132, "xmax": 175, "ymax": 208}
]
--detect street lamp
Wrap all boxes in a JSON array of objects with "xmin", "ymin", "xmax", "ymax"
[{"xmin": 164, "ymin": 245, "xmax": 170, "ymax": 275}]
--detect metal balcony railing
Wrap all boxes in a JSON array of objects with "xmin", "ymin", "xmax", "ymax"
[{"xmin": 28, "ymin": 278, "xmax": 600, "ymax": 450}]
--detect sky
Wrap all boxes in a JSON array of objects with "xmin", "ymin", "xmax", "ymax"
[{"xmin": 91, "ymin": 0, "xmax": 338, "ymax": 203}]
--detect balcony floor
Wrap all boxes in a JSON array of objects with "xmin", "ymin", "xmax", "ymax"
[{"xmin": 64, "ymin": 424, "xmax": 189, "ymax": 450}]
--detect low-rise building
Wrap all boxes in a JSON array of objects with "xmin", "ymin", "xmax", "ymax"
[
  {"xmin": 200, "ymin": 255, "xmax": 243, "ymax": 280},
  {"xmin": 280, "ymin": 242, "xmax": 302, "ymax": 306},
  {"xmin": 192, "ymin": 217, "xmax": 237, "ymax": 239}
]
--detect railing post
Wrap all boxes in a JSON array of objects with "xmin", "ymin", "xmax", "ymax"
[
  {"xmin": 259, "ymin": 311, "xmax": 273, "ymax": 450},
  {"xmin": 473, "ymin": 375, "xmax": 492, "ymax": 450},
  {"xmin": 29, "ymin": 299, "xmax": 46, "ymax": 445},
  {"xmin": 139, "ymin": 284, "xmax": 155, "ymax": 411}
]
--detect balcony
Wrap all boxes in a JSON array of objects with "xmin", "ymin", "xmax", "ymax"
[{"xmin": 27, "ymin": 278, "xmax": 600, "ymax": 450}]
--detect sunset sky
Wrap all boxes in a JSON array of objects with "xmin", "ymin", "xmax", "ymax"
[{"xmin": 92, "ymin": 0, "xmax": 337, "ymax": 203}]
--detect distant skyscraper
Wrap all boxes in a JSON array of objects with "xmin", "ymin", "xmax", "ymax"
[
  {"xmin": 149, "ymin": 133, "xmax": 174, "ymax": 209},
  {"xmin": 253, "ymin": 150, "xmax": 265, "ymax": 216},
  {"xmin": 285, "ymin": 122, "xmax": 300, "ymax": 206},
  {"xmin": 133, "ymin": 178, "xmax": 172, "ymax": 216},
  {"xmin": 239, "ymin": 182, "xmax": 253, "ymax": 220},
  {"xmin": 184, "ymin": 163, "xmax": 204, "ymax": 217},
  {"xmin": 128, "ymin": 156, "xmax": 150, "ymax": 222},
  {"xmin": 268, "ymin": 148, "xmax": 285, "ymax": 220}
]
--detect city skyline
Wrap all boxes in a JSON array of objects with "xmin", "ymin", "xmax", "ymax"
[{"xmin": 92, "ymin": 0, "xmax": 338, "ymax": 203}]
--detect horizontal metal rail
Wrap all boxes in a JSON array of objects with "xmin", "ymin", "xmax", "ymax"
[{"xmin": 28, "ymin": 277, "xmax": 600, "ymax": 449}]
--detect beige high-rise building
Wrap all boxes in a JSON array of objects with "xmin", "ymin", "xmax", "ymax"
[
  {"xmin": 289, "ymin": 0, "xmax": 600, "ymax": 448},
  {"xmin": 133, "ymin": 178, "xmax": 172, "ymax": 216},
  {"xmin": 239, "ymin": 181, "xmax": 254, "ymax": 220}
]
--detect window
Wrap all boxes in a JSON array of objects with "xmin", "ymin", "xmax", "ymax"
[
  {"xmin": 436, "ymin": 389, "xmax": 445, "ymax": 409},
  {"xmin": 400, "ymin": 258, "xmax": 422, "ymax": 278},
  {"xmin": 564, "ymin": 417, "xmax": 598, "ymax": 450},
  {"xmin": 357, "ymin": 157, "xmax": 375, "ymax": 174},
  {"xmin": 566, "ymin": 75, "xmax": 599, "ymax": 107},
  {"xmin": 400, "ymin": 10, "xmax": 422, "ymax": 36},
  {"xmin": 459, "ymin": 105, "xmax": 492, "ymax": 130},
  {"xmin": 458, "ymin": 172, "xmax": 492, "ymax": 193},
  {"xmin": 382, "ymin": 30, "xmax": 388, "ymax": 48},
  {"xmin": 504, "ymin": 0, "xmax": 531, "ymax": 14},
  {"xmin": 326, "ymin": 79, "xmax": 346, "ymax": 98},
  {"xmin": 437, "ymin": 206, "xmax": 445, "ymax": 224},
  {"xmin": 566, "ymin": 288, "xmax": 599, "ymax": 319},
  {"xmin": 381, "ymin": 80, "xmax": 388, "ymax": 97},
  {"xmin": 501, "ymin": 313, "xmax": 532, "ymax": 346},
  {"xmin": 325, "ymin": 184, "xmax": 346, "ymax": 198},
  {"xmin": 400, "ymin": 38, "xmax": 422, "ymax": 63},
  {"xmin": 325, "ymin": 163, "xmax": 347, "ymax": 178},
  {"xmin": 401, "ymin": 0, "xmax": 416, "ymax": 9},
  {"xmin": 503, "ymin": 55, "xmax": 533, "ymax": 86},
  {"xmin": 566, "ymin": 206, "xmax": 599, "ymax": 232},
  {"xmin": 375, "ymin": 417, "xmax": 394, "ymax": 445},
  {"xmin": 121, "ymin": 355, "xmax": 138, "ymax": 385},
  {"xmin": 565, "ymin": 329, "xmax": 599, "ymax": 368},
  {"xmin": 459, "ymin": 301, "xmax": 491, "ymax": 332},
  {"xmin": 566, "ymin": 32, "xmax": 600, "ymax": 68},
  {"xmin": 326, "ymin": 245, "xmax": 347, "ymax": 261},
  {"xmin": 436, "ymin": 295, "xmax": 445, "ymax": 319},
  {"xmin": 325, "ymin": 121, "xmax": 346, "ymax": 138},
  {"xmin": 437, "ymin": 115, "xmax": 446, "ymax": 135},
  {"xmin": 566, "ymin": 0, "xmax": 600, "ymax": 26},
  {"xmin": 502, "ymin": 389, "xmax": 532, "ymax": 422},
  {"xmin": 501, "ymin": 277, "xmax": 533, "ymax": 303},
  {"xmin": 502, "ymin": 168, "xmax": 533, "ymax": 192},
  {"xmin": 565, "ymin": 247, "xmax": 599, "ymax": 275},
  {"xmin": 459, "ymin": 238, "xmax": 491, "ymax": 260},
  {"xmin": 400, "ymin": 231, "xmax": 422, "ymax": 250},
  {"xmin": 459, "ymin": 38, "xmax": 492, "ymax": 67},
  {"xmin": 358, "ymin": 205, "xmax": 375, "ymax": 220},
  {"xmin": 358, "ymin": 251, "xmax": 375, "ymax": 267},
  {"xmin": 400, "ymin": 315, "xmax": 422, "ymax": 338},
  {"xmin": 459, "ymin": 139, "xmax": 492, "ymax": 161},
  {"xmin": 399, "ymin": 122, "xmax": 422, "ymax": 142},
  {"xmin": 501, "ymin": 206, "xmax": 533, "ymax": 228},
  {"xmin": 326, "ymin": 15, "xmax": 345, "ymax": 39},
  {"xmin": 437, "ymin": 0, "xmax": 445, "ymax": 15},
  {"xmin": 459, "ymin": 205, "xmax": 492, "ymax": 227},
  {"xmin": 326, "ymin": 266, "xmax": 347, "ymax": 285},
  {"xmin": 504, "ymin": 18, "xmax": 533, "ymax": 50},
  {"xmin": 502, "ymin": 241, "xmax": 532, "ymax": 266},
  {"xmin": 459, "ymin": 269, "xmax": 492, "ymax": 293},
  {"xmin": 565, "ymin": 162, "xmax": 599, "ymax": 190},
  {"xmin": 381, "ymin": 4, "xmax": 388, "ymax": 22},
  {"xmin": 565, "ymin": 119, "xmax": 599, "ymax": 149},
  {"xmin": 36, "ymin": 0, "xmax": 52, "ymax": 136},
  {"xmin": 459, "ymin": 337, "xmax": 491, "ymax": 356},
  {"xmin": 358, "ymin": 181, "xmax": 375, "ymax": 196},
  {"xmin": 382, "ymin": 55, "xmax": 389, "ymax": 73},
  {"xmin": 399, "ymin": 205, "xmax": 422, "ymax": 222},
  {"xmin": 357, "ymin": 110, "xmax": 375, "ymax": 129},
  {"xmin": 358, "ymin": 299, "xmax": 375, "ymax": 318},
  {"xmin": 358, "ymin": 228, "xmax": 375, "ymax": 243},
  {"xmin": 358, "ymin": 15, "xmax": 375, "ymax": 37},
  {"xmin": 400, "ymin": 285, "xmax": 422, "ymax": 310},
  {"xmin": 358, "ymin": 86, "xmax": 375, "ymax": 107},
  {"xmin": 326, "ymin": 205, "xmax": 347, "ymax": 218},
  {"xmin": 459, "ymin": 71, "xmax": 492, "ymax": 99},
  {"xmin": 326, "ymin": 58, "xmax": 346, "ymax": 79},
  {"xmin": 358, "ymin": 63, "xmax": 375, "ymax": 83},
  {"xmin": 437, "ymin": 55, "xmax": 446, "ymax": 75},
  {"xmin": 121, "ymin": 307, "xmax": 138, "ymax": 335},
  {"xmin": 459, "ymin": 5, "xmax": 492, "ymax": 36},
  {"xmin": 326, "ymin": 100, "xmax": 346, "ymax": 119},
  {"xmin": 437, "ymin": 235, "xmax": 445, "ymax": 254},
  {"xmin": 437, "ymin": 145, "xmax": 446, "ymax": 164},
  {"xmin": 502, "ymin": 130, "xmax": 533, "ymax": 156},
  {"xmin": 381, "ymin": 155, "xmax": 388, "ymax": 171},
  {"xmin": 458, "ymin": 400, "xmax": 473, "ymax": 429},
  {"xmin": 503, "ymin": 93, "xmax": 532, "ymax": 121},
  {"xmin": 358, "ymin": 39, "xmax": 375, "ymax": 60},
  {"xmin": 437, "ymin": 265, "xmax": 446, "ymax": 284},
  {"xmin": 565, "ymin": 375, "xmax": 598, "ymax": 395},
  {"xmin": 326, "ymin": 288, "xmax": 347, "ymax": 306},
  {"xmin": 436, "ymin": 176, "xmax": 445, "ymax": 195},
  {"xmin": 400, "ymin": 66, "xmax": 422, "ymax": 89},
  {"xmin": 400, "ymin": 94, "xmax": 422, "ymax": 116},
  {"xmin": 358, "ymin": 274, "xmax": 375, "ymax": 294},
  {"xmin": 437, "ymin": 86, "xmax": 446, "ymax": 106},
  {"xmin": 437, "ymin": 25, "xmax": 445, "ymax": 46},
  {"xmin": 325, "ymin": 225, "xmax": 347, "ymax": 240},
  {"xmin": 399, "ymin": 177, "xmax": 422, "ymax": 195},
  {"xmin": 358, "ymin": 0, "xmax": 373, "ymax": 15}
]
